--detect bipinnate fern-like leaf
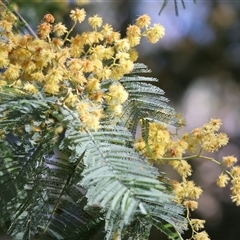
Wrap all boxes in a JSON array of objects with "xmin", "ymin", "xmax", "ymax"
[
  {"xmin": 0, "ymin": 90, "xmax": 101, "ymax": 239},
  {"xmin": 59, "ymin": 105, "xmax": 187, "ymax": 240},
  {"xmin": 120, "ymin": 63, "xmax": 178, "ymax": 145},
  {"xmin": 0, "ymin": 62, "xmax": 187, "ymax": 240}
]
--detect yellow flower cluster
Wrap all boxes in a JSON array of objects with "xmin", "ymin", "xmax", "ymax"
[
  {"xmin": 193, "ymin": 231, "xmax": 210, "ymax": 240},
  {"xmin": 187, "ymin": 219, "xmax": 210, "ymax": 240},
  {"xmin": 134, "ymin": 118, "xmax": 239, "ymax": 238},
  {"xmin": 183, "ymin": 118, "xmax": 229, "ymax": 153},
  {"xmin": 231, "ymin": 167, "xmax": 240, "ymax": 206},
  {"xmin": 173, "ymin": 180, "xmax": 203, "ymax": 210},
  {"xmin": 214, "ymin": 155, "xmax": 240, "ymax": 206},
  {"xmin": 134, "ymin": 121, "xmax": 191, "ymax": 178},
  {"xmin": 134, "ymin": 122, "xmax": 170, "ymax": 159},
  {"xmin": 134, "ymin": 119, "xmax": 238, "ymax": 197},
  {"xmin": 190, "ymin": 219, "xmax": 206, "ymax": 232},
  {"xmin": 0, "ymin": 4, "xmax": 164, "ymax": 131}
]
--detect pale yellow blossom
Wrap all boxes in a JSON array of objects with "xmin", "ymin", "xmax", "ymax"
[
  {"xmin": 193, "ymin": 231, "xmax": 210, "ymax": 240},
  {"xmin": 136, "ymin": 14, "xmax": 151, "ymax": 28},
  {"xmin": 183, "ymin": 200, "xmax": 198, "ymax": 211},
  {"xmin": 4, "ymin": 64, "xmax": 21, "ymax": 80},
  {"xmin": 231, "ymin": 166, "xmax": 240, "ymax": 177},
  {"xmin": 222, "ymin": 155, "xmax": 238, "ymax": 168},
  {"xmin": 64, "ymin": 92, "xmax": 79, "ymax": 107},
  {"xmin": 108, "ymin": 83, "xmax": 129, "ymax": 104},
  {"xmin": 190, "ymin": 219, "xmax": 206, "ymax": 231},
  {"xmin": 216, "ymin": 173, "xmax": 230, "ymax": 187},
  {"xmin": 86, "ymin": 78, "xmax": 100, "ymax": 92},
  {"xmin": 70, "ymin": 8, "xmax": 86, "ymax": 23},
  {"xmin": 126, "ymin": 25, "xmax": 141, "ymax": 37},
  {"xmin": 23, "ymin": 83, "xmax": 38, "ymax": 94},
  {"xmin": 53, "ymin": 22, "xmax": 67, "ymax": 36},
  {"xmin": 88, "ymin": 14, "xmax": 103, "ymax": 29},
  {"xmin": 44, "ymin": 83, "xmax": 59, "ymax": 95},
  {"xmin": 115, "ymin": 39, "xmax": 130, "ymax": 52},
  {"xmin": 147, "ymin": 24, "xmax": 165, "ymax": 43},
  {"xmin": 0, "ymin": 19, "xmax": 13, "ymax": 32},
  {"xmin": 129, "ymin": 50, "xmax": 139, "ymax": 62}
]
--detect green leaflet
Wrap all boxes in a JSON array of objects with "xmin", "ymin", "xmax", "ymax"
[
  {"xmin": 159, "ymin": 0, "xmax": 197, "ymax": 16},
  {"xmin": 120, "ymin": 63, "xmax": 178, "ymax": 142}
]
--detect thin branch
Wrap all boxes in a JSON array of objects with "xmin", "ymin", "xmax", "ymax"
[
  {"xmin": 2, "ymin": 0, "xmax": 38, "ymax": 38},
  {"xmin": 13, "ymin": 9, "xmax": 38, "ymax": 38}
]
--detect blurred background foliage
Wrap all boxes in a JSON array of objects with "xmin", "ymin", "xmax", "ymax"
[{"xmin": 2, "ymin": 0, "xmax": 240, "ymax": 239}]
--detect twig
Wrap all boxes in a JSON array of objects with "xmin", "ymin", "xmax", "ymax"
[
  {"xmin": 13, "ymin": 9, "xmax": 38, "ymax": 38},
  {"xmin": 2, "ymin": 0, "xmax": 38, "ymax": 38}
]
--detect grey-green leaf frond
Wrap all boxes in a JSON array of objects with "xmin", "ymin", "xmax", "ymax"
[
  {"xmin": 120, "ymin": 63, "xmax": 178, "ymax": 140},
  {"xmin": 0, "ymin": 60, "xmax": 187, "ymax": 240},
  {"xmin": 0, "ymin": 91, "xmax": 102, "ymax": 239},
  {"xmin": 60, "ymin": 106, "xmax": 187, "ymax": 240}
]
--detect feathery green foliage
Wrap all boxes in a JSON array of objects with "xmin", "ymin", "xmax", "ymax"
[
  {"xmin": 0, "ymin": 63, "xmax": 187, "ymax": 239},
  {"xmin": 0, "ymin": 90, "xmax": 102, "ymax": 239},
  {"xmin": 120, "ymin": 63, "xmax": 178, "ymax": 137},
  {"xmin": 1, "ymin": 1, "xmax": 239, "ymax": 240},
  {"xmin": 60, "ymin": 104, "xmax": 187, "ymax": 239}
]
